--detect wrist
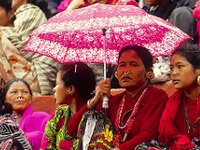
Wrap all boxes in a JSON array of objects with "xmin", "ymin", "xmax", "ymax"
[{"xmin": 87, "ymin": 99, "xmax": 93, "ymax": 109}]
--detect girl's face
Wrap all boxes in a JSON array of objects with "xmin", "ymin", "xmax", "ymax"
[
  {"xmin": 170, "ymin": 53, "xmax": 198, "ymax": 90},
  {"xmin": 0, "ymin": 6, "xmax": 10, "ymax": 26},
  {"xmin": 116, "ymin": 50, "xmax": 148, "ymax": 90},
  {"xmin": 5, "ymin": 81, "xmax": 32, "ymax": 113},
  {"xmin": 54, "ymin": 71, "xmax": 71, "ymax": 105}
]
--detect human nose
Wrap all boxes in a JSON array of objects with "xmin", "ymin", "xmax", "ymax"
[
  {"xmin": 17, "ymin": 92, "xmax": 24, "ymax": 100},
  {"xmin": 171, "ymin": 70, "xmax": 179, "ymax": 77},
  {"xmin": 17, "ymin": 91, "xmax": 23, "ymax": 97},
  {"xmin": 123, "ymin": 67, "xmax": 131, "ymax": 75}
]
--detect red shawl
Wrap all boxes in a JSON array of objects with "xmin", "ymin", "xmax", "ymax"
[{"xmin": 159, "ymin": 90, "xmax": 195, "ymax": 149}]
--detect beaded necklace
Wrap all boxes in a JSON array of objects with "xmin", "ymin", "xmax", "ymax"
[
  {"xmin": 115, "ymin": 86, "xmax": 148, "ymax": 142},
  {"xmin": 185, "ymin": 98, "xmax": 200, "ymax": 134}
]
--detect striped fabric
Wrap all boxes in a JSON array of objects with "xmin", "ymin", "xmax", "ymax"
[
  {"xmin": 1, "ymin": 4, "xmax": 47, "ymax": 50},
  {"xmin": 0, "ymin": 4, "xmax": 60, "ymax": 95},
  {"xmin": 0, "ymin": 114, "xmax": 31, "ymax": 149}
]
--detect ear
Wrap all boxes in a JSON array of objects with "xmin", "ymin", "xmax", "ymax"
[
  {"xmin": 114, "ymin": 71, "xmax": 118, "ymax": 79},
  {"xmin": 67, "ymin": 85, "xmax": 75, "ymax": 95},
  {"xmin": 145, "ymin": 68, "xmax": 155, "ymax": 80},
  {"xmin": 196, "ymin": 67, "xmax": 200, "ymax": 76}
]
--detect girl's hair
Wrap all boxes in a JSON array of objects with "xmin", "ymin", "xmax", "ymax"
[
  {"xmin": 118, "ymin": 45, "xmax": 153, "ymax": 69},
  {"xmin": 28, "ymin": 0, "xmax": 51, "ymax": 18},
  {"xmin": 59, "ymin": 62, "xmax": 96, "ymax": 103},
  {"xmin": 3, "ymin": 78, "xmax": 32, "ymax": 101},
  {"xmin": 0, "ymin": 90, "xmax": 13, "ymax": 115},
  {"xmin": 0, "ymin": 0, "xmax": 12, "ymax": 12},
  {"xmin": 172, "ymin": 44, "xmax": 200, "ymax": 69}
]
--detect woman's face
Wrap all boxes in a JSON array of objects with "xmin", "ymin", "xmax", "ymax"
[
  {"xmin": 170, "ymin": 53, "xmax": 198, "ymax": 90},
  {"xmin": 54, "ymin": 71, "xmax": 70, "ymax": 105},
  {"xmin": 12, "ymin": 0, "xmax": 26, "ymax": 10},
  {"xmin": 0, "ymin": 6, "xmax": 10, "ymax": 26},
  {"xmin": 116, "ymin": 50, "xmax": 147, "ymax": 90},
  {"xmin": 5, "ymin": 81, "xmax": 32, "ymax": 113},
  {"xmin": 143, "ymin": 0, "xmax": 159, "ymax": 6}
]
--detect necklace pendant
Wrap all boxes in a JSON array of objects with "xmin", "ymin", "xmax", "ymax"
[{"xmin": 123, "ymin": 133, "xmax": 127, "ymax": 141}]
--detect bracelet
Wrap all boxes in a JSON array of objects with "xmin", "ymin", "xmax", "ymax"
[{"xmin": 87, "ymin": 99, "xmax": 93, "ymax": 109}]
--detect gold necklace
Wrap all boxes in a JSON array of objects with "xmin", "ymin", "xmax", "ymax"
[{"xmin": 185, "ymin": 98, "xmax": 200, "ymax": 134}]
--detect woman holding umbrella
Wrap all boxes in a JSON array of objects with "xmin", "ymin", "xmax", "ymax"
[{"xmin": 67, "ymin": 45, "xmax": 168, "ymax": 149}]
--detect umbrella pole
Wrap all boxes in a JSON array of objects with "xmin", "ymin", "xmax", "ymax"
[
  {"xmin": 102, "ymin": 29, "xmax": 107, "ymax": 80},
  {"xmin": 102, "ymin": 29, "xmax": 109, "ymax": 109}
]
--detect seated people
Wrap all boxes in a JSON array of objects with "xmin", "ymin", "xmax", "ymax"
[
  {"xmin": 40, "ymin": 62, "xmax": 96, "ymax": 149},
  {"xmin": 142, "ymin": 0, "xmax": 198, "ymax": 45},
  {"xmin": 0, "ymin": 0, "xmax": 60, "ymax": 95},
  {"xmin": 0, "ymin": 86, "xmax": 31, "ymax": 149},
  {"xmin": 67, "ymin": 45, "xmax": 168, "ymax": 149},
  {"xmin": 3, "ymin": 78, "xmax": 51, "ymax": 150},
  {"xmin": 193, "ymin": 1, "xmax": 200, "ymax": 47}
]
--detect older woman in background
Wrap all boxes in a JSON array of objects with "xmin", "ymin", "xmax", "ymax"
[{"xmin": 3, "ymin": 78, "xmax": 50, "ymax": 150}]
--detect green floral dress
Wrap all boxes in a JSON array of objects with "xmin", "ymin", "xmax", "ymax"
[{"xmin": 41, "ymin": 105, "xmax": 73, "ymax": 149}]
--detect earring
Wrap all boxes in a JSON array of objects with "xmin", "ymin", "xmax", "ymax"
[
  {"xmin": 146, "ymin": 71, "xmax": 155, "ymax": 80},
  {"xmin": 197, "ymin": 76, "xmax": 200, "ymax": 86},
  {"xmin": 68, "ymin": 90, "xmax": 73, "ymax": 95},
  {"xmin": 114, "ymin": 71, "xmax": 118, "ymax": 79}
]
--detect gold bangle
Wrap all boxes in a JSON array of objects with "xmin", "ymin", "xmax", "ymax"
[{"xmin": 87, "ymin": 99, "xmax": 93, "ymax": 109}]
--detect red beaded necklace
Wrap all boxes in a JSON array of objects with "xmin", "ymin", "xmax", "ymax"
[{"xmin": 114, "ymin": 86, "xmax": 148, "ymax": 142}]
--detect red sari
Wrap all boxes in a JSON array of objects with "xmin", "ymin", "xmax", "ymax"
[{"xmin": 67, "ymin": 85, "xmax": 168, "ymax": 150}]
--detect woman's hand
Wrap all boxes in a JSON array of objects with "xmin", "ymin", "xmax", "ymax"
[{"xmin": 87, "ymin": 78, "xmax": 111, "ymax": 109}]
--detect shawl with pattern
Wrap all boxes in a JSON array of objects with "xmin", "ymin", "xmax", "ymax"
[
  {"xmin": 0, "ymin": 113, "xmax": 31, "ymax": 149},
  {"xmin": 41, "ymin": 105, "xmax": 73, "ymax": 150}
]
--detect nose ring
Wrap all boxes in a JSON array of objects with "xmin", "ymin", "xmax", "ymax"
[
  {"xmin": 17, "ymin": 97, "xmax": 23, "ymax": 101},
  {"xmin": 124, "ymin": 71, "xmax": 131, "ymax": 75}
]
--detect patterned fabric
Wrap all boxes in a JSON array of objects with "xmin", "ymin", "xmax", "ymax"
[
  {"xmin": 151, "ymin": 56, "xmax": 170, "ymax": 84},
  {"xmin": 0, "ymin": 114, "xmax": 31, "ymax": 150},
  {"xmin": 0, "ymin": 32, "xmax": 40, "ymax": 94},
  {"xmin": 135, "ymin": 138, "xmax": 200, "ymax": 150},
  {"xmin": 75, "ymin": 110, "xmax": 118, "ymax": 150},
  {"xmin": 41, "ymin": 105, "xmax": 73, "ymax": 149},
  {"xmin": 1, "ymin": 4, "xmax": 47, "ymax": 50},
  {"xmin": 23, "ymin": 3, "xmax": 190, "ymax": 65},
  {"xmin": 0, "ymin": 4, "xmax": 60, "ymax": 95},
  {"xmin": 135, "ymin": 140, "xmax": 169, "ymax": 150}
]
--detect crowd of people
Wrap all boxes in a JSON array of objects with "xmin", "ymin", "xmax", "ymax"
[
  {"xmin": 1, "ymin": 0, "xmax": 200, "ymax": 149},
  {"xmin": 1, "ymin": 44, "xmax": 200, "ymax": 149}
]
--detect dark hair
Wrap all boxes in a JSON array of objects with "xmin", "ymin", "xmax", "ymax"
[
  {"xmin": 59, "ymin": 62, "xmax": 96, "ymax": 103},
  {"xmin": 28, "ymin": 0, "xmax": 51, "ymax": 18},
  {"xmin": 172, "ymin": 45, "xmax": 200, "ymax": 69},
  {"xmin": 0, "ymin": 90, "xmax": 13, "ymax": 115},
  {"xmin": 3, "ymin": 78, "xmax": 32, "ymax": 101},
  {"xmin": 118, "ymin": 45, "xmax": 153, "ymax": 69},
  {"xmin": 0, "ymin": 0, "xmax": 12, "ymax": 12}
]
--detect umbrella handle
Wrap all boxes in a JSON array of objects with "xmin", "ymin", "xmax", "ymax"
[
  {"xmin": 102, "ymin": 95, "xmax": 109, "ymax": 109},
  {"xmin": 102, "ymin": 28, "xmax": 109, "ymax": 109}
]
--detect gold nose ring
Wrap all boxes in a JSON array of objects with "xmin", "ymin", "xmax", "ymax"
[{"xmin": 124, "ymin": 71, "xmax": 130, "ymax": 75}]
